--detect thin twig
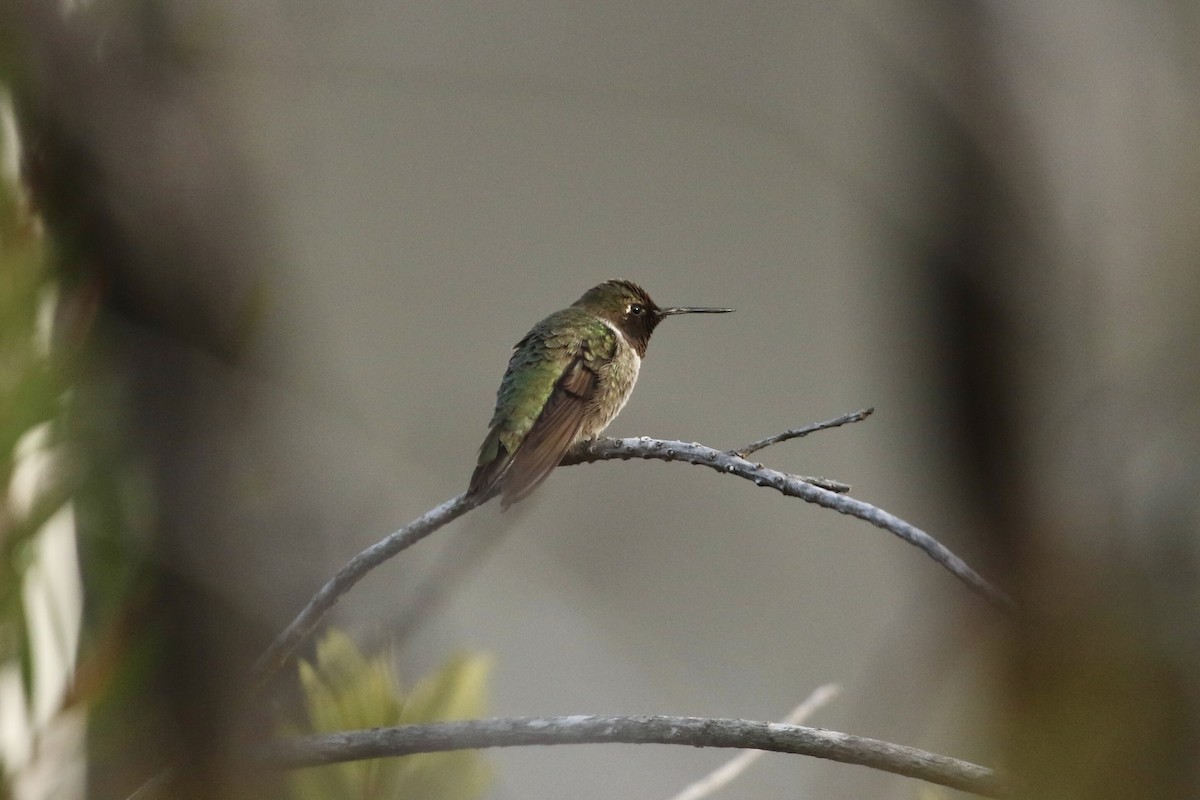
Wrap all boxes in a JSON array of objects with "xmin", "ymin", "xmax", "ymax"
[
  {"xmin": 734, "ymin": 408, "xmax": 875, "ymax": 458},
  {"xmin": 125, "ymin": 768, "xmax": 175, "ymax": 800},
  {"xmin": 258, "ymin": 714, "xmax": 1007, "ymax": 798},
  {"xmin": 667, "ymin": 684, "xmax": 841, "ymax": 800},
  {"xmin": 254, "ymin": 421, "xmax": 1012, "ymax": 691}
]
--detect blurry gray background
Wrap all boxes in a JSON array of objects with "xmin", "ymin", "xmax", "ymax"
[
  {"xmin": 217, "ymin": 2, "xmax": 1198, "ymax": 798},
  {"xmin": 21, "ymin": 1, "xmax": 1199, "ymax": 798},
  {"xmin": 219, "ymin": 5, "xmax": 1000, "ymax": 798}
]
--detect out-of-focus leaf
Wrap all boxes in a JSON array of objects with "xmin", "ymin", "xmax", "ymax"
[
  {"xmin": 403, "ymin": 652, "xmax": 490, "ymax": 723},
  {"xmin": 284, "ymin": 629, "xmax": 491, "ymax": 800},
  {"xmin": 0, "ymin": 84, "xmax": 79, "ymax": 793}
]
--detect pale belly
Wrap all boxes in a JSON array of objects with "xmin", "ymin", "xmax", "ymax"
[{"xmin": 578, "ymin": 346, "xmax": 641, "ymax": 440}]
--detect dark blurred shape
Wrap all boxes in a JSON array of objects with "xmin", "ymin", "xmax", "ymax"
[
  {"xmin": 924, "ymin": 5, "xmax": 1200, "ymax": 798},
  {"xmin": 6, "ymin": 2, "xmax": 284, "ymax": 797},
  {"xmin": 923, "ymin": 126, "xmax": 1023, "ymax": 577}
]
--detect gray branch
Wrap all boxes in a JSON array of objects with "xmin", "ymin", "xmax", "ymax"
[
  {"xmin": 259, "ymin": 715, "xmax": 1007, "ymax": 798},
  {"xmin": 254, "ymin": 418, "xmax": 1012, "ymax": 689}
]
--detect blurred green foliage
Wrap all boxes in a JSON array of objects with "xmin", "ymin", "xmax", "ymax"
[
  {"xmin": 0, "ymin": 90, "xmax": 68, "ymax": 714},
  {"xmin": 283, "ymin": 630, "xmax": 492, "ymax": 800}
]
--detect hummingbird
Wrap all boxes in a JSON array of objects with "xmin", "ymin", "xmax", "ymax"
[{"xmin": 468, "ymin": 279, "xmax": 733, "ymax": 509}]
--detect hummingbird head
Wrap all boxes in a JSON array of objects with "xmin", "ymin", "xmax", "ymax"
[{"xmin": 573, "ymin": 279, "xmax": 734, "ymax": 357}]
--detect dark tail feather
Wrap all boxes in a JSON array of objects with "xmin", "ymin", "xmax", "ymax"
[{"xmin": 468, "ymin": 447, "xmax": 512, "ymax": 505}]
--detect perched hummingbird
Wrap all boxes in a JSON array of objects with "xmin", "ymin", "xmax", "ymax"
[{"xmin": 469, "ymin": 279, "xmax": 733, "ymax": 509}]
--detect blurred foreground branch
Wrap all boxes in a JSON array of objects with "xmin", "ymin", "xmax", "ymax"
[
  {"xmin": 253, "ymin": 413, "xmax": 1011, "ymax": 689},
  {"xmin": 259, "ymin": 714, "xmax": 1006, "ymax": 798}
]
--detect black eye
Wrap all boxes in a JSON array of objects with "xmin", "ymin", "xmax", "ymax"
[{"xmin": 629, "ymin": 303, "xmax": 645, "ymax": 316}]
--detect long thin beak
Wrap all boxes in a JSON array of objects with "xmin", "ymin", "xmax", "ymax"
[{"xmin": 660, "ymin": 306, "xmax": 735, "ymax": 316}]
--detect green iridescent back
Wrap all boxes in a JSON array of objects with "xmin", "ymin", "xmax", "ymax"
[{"xmin": 475, "ymin": 307, "xmax": 616, "ymax": 469}]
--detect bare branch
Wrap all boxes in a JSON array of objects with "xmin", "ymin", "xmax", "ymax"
[
  {"xmin": 667, "ymin": 684, "xmax": 841, "ymax": 800},
  {"xmin": 734, "ymin": 408, "xmax": 874, "ymax": 458},
  {"xmin": 254, "ymin": 418, "xmax": 1012, "ymax": 690},
  {"xmin": 258, "ymin": 715, "xmax": 1007, "ymax": 798}
]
